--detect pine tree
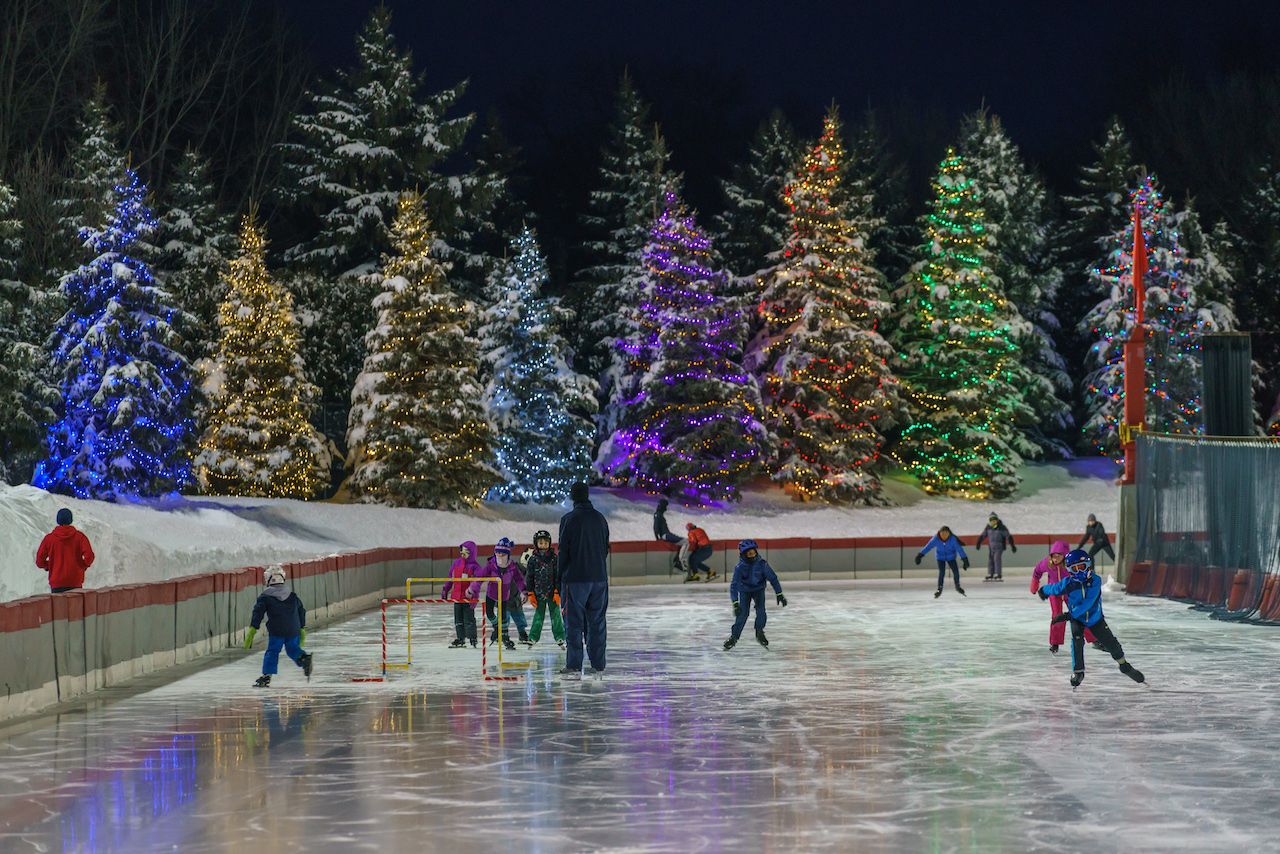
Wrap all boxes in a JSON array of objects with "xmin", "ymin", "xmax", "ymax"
[
  {"xmin": 959, "ymin": 110, "xmax": 1072, "ymax": 455},
  {"xmin": 846, "ymin": 111, "xmax": 914, "ymax": 285},
  {"xmin": 481, "ymin": 227, "xmax": 597, "ymax": 502},
  {"xmin": 347, "ymin": 192, "xmax": 497, "ymax": 508},
  {"xmin": 1236, "ymin": 164, "xmax": 1280, "ymax": 431},
  {"xmin": 749, "ymin": 109, "xmax": 904, "ymax": 503},
  {"xmin": 35, "ymin": 170, "xmax": 194, "ymax": 499},
  {"xmin": 56, "ymin": 83, "xmax": 127, "ymax": 266},
  {"xmin": 893, "ymin": 148, "xmax": 1039, "ymax": 499},
  {"xmin": 195, "ymin": 213, "xmax": 331, "ymax": 499},
  {"xmin": 600, "ymin": 193, "xmax": 768, "ymax": 504}
]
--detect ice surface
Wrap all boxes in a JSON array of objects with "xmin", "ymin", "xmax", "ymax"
[{"xmin": 0, "ymin": 582, "xmax": 1274, "ymax": 853}]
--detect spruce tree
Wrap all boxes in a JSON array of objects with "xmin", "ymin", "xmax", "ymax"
[
  {"xmin": 481, "ymin": 227, "xmax": 597, "ymax": 502},
  {"xmin": 600, "ymin": 193, "xmax": 768, "ymax": 504},
  {"xmin": 56, "ymin": 84, "xmax": 127, "ymax": 266},
  {"xmin": 35, "ymin": 170, "xmax": 194, "ymax": 499},
  {"xmin": 750, "ymin": 109, "xmax": 904, "ymax": 504},
  {"xmin": 959, "ymin": 110, "xmax": 1072, "ymax": 455},
  {"xmin": 893, "ymin": 148, "xmax": 1038, "ymax": 499},
  {"xmin": 346, "ymin": 192, "xmax": 497, "ymax": 508},
  {"xmin": 195, "ymin": 213, "xmax": 331, "ymax": 499},
  {"xmin": 846, "ymin": 111, "xmax": 915, "ymax": 284},
  {"xmin": 1236, "ymin": 164, "xmax": 1280, "ymax": 430}
]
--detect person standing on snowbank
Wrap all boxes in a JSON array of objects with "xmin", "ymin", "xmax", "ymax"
[
  {"xmin": 558, "ymin": 482, "xmax": 610, "ymax": 680},
  {"xmin": 975, "ymin": 514, "xmax": 1016, "ymax": 581},
  {"xmin": 36, "ymin": 508, "xmax": 95, "ymax": 593},
  {"xmin": 723, "ymin": 540, "xmax": 786, "ymax": 650},
  {"xmin": 244, "ymin": 565, "xmax": 312, "ymax": 688},
  {"xmin": 915, "ymin": 526, "xmax": 969, "ymax": 598}
]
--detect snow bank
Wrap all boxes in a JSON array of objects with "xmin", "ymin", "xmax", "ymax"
[{"xmin": 0, "ymin": 460, "xmax": 1118, "ymax": 602}]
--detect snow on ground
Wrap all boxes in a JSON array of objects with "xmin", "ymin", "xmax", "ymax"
[{"xmin": 0, "ymin": 459, "xmax": 1118, "ymax": 602}]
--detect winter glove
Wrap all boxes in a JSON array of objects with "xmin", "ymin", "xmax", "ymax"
[
  {"xmin": 299, "ymin": 629, "xmax": 306, "ymax": 647},
  {"xmin": 519, "ymin": 549, "xmax": 533, "ymax": 568},
  {"xmin": 1011, "ymin": 544, "xmax": 1017, "ymax": 553},
  {"xmin": 914, "ymin": 553, "xmax": 923, "ymax": 566},
  {"xmin": 733, "ymin": 600, "xmax": 741, "ymax": 617},
  {"xmin": 1037, "ymin": 588, "xmax": 1049, "ymax": 601},
  {"xmin": 961, "ymin": 557, "xmax": 971, "ymax": 571},
  {"xmin": 243, "ymin": 627, "xmax": 257, "ymax": 649},
  {"xmin": 1051, "ymin": 611, "xmax": 1071, "ymax": 624},
  {"xmin": 776, "ymin": 593, "xmax": 787, "ymax": 607},
  {"xmin": 528, "ymin": 592, "xmax": 537, "ymax": 607},
  {"xmin": 975, "ymin": 542, "xmax": 982, "ymax": 551}
]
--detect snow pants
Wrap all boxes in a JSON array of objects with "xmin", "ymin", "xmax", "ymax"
[
  {"xmin": 563, "ymin": 581, "xmax": 608, "ymax": 672},
  {"xmin": 936, "ymin": 559, "xmax": 962, "ymax": 590},
  {"xmin": 689, "ymin": 545, "xmax": 713, "ymax": 575},
  {"xmin": 485, "ymin": 598, "xmax": 528, "ymax": 641},
  {"xmin": 452, "ymin": 603, "xmax": 477, "ymax": 643},
  {"xmin": 262, "ymin": 633, "xmax": 305, "ymax": 675},
  {"xmin": 986, "ymin": 547, "xmax": 1005, "ymax": 579},
  {"xmin": 529, "ymin": 596, "xmax": 564, "ymax": 643},
  {"xmin": 1070, "ymin": 617, "xmax": 1125, "ymax": 673},
  {"xmin": 1048, "ymin": 594, "xmax": 1095, "ymax": 646},
  {"xmin": 730, "ymin": 588, "xmax": 768, "ymax": 638},
  {"xmin": 1088, "ymin": 541, "xmax": 1116, "ymax": 565}
]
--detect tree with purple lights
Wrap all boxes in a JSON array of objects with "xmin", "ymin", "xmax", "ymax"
[{"xmin": 599, "ymin": 193, "xmax": 769, "ymax": 504}]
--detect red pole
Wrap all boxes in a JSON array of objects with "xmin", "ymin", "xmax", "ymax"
[
  {"xmin": 1121, "ymin": 202, "xmax": 1148, "ymax": 485},
  {"xmin": 381, "ymin": 599, "xmax": 387, "ymax": 677}
]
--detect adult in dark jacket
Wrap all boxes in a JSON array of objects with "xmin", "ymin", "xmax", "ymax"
[
  {"xmin": 558, "ymin": 482, "xmax": 610, "ymax": 679},
  {"xmin": 975, "ymin": 513, "xmax": 1016, "ymax": 581},
  {"xmin": 36, "ymin": 508, "xmax": 95, "ymax": 593},
  {"xmin": 653, "ymin": 498, "xmax": 687, "ymax": 575},
  {"xmin": 1078, "ymin": 514, "xmax": 1115, "ymax": 564},
  {"xmin": 244, "ymin": 565, "xmax": 312, "ymax": 688}
]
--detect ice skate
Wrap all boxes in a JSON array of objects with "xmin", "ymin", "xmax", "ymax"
[
  {"xmin": 1049, "ymin": 644, "xmax": 1059, "ymax": 654},
  {"xmin": 300, "ymin": 652, "xmax": 313, "ymax": 681},
  {"xmin": 755, "ymin": 629, "xmax": 769, "ymax": 648},
  {"xmin": 1070, "ymin": 671, "xmax": 1085, "ymax": 688},
  {"xmin": 723, "ymin": 636, "xmax": 738, "ymax": 650},
  {"xmin": 683, "ymin": 572, "xmax": 701, "ymax": 583},
  {"xmin": 995, "ymin": 577, "xmax": 1004, "ymax": 582},
  {"xmin": 983, "ymin": 574, "xmax": 994, "ymax": 582},
  {"xmin": 557, "ymin": 640, "xmax": 565, "ymax": 649},
  {"xmin": 518, "ymin": 630, "xmax": 533, "ymax": 647},
  {"xmin": 955, "ymin": 586, "xmax": 966, "ymax": 596},
  {"xmin": 1119, "ymin": 661, "xmax": 1145, "ymax": 683},
  {"xmin": 933, "ymin": 587, "xmax": 942, "ymax": 598},
  {"xmin": 703, "ymin": 571, "xmax": 718, "ymax": 582},
  {"xmin": 448, "ymin": 638, "xmax": 466, "ymax": 648},
  {"xmin": 253, "ymin": 675, "xmax": 271, "ymax": 688},
  {"xmin": 503, "ymin": 638, "xmax": 516, "ymax": 651},
  {"xmin": 586, "ymin": 667, "xmax": 605, "ymax": 680},
  {"xmin": 559, "ymin": 667, "xmax": 581, "ymax": 681},
  {"xmin": 469, "ymin": 639, "xmax": 478, "ymax": 648}
]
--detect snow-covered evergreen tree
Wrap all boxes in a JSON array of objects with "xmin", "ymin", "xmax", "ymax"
[
  {"xmin": 346, "ymin": 192, "xmax": 497, "ymax": 508},
  {"xmin": 56, "ymin": 83, "xmax": 127, "ymax": 265},
  {"xmin": 959, "ymin": 110, "xmax": 1072, "ymax": 455},
  {"xmin": 846, "ymin": 112, "xmax": 914, "ymax": 285},
  {"xmin": 481, "ymin": 227, "xmax": 596, "ymax": 502},
  {"xmin": 600, "ymin": 193, "xmax": 768, "ymax": 504},
  {"xmin": 195, "ymin": 213, "xmax": 331, "ymax": 499},
  {"xmin": 35, "ymin": 170, "xmax": 194, "ymax": 499},
  {"xmin": 1236, "ymin": 164, "xmax": 1280, "ymax": 432},
  {"xmin": 893, "ymin": 148, "xmax": 1038, "ymax": 499},
  {"xmin": 749, "ymin": 109, "xmax": 904, "ymax": 504}
]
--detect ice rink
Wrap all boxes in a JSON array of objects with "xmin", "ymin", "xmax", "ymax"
[{"xmin": 1, "ymin": 581, "xmax": 1277, "ymax": 853}]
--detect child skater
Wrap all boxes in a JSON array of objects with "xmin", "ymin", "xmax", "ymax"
[
  {"xmin": 723, "ymin": 540, "xmax": 787, "ymax": 650},
  {"xmin": 915, "ymin": 526, "xmax": 970, "ymax": 598},
  {"xmin": 443, "ymin": 540, "xmax": 481, "ymax": 648},
  {"xmin": 471, "ymin": 537, "xmax": 528, "ymax": 650},
  {"xmin": 1030, "ymin": 540, "xmax": 1096, "ymax": 653},
  {"xmin": 244, "ymin": 565, "xmax": 312, "ymax": 687},
  {"xmin": 1037, "ymin": 549, "xmax": 1145, "ymax": 688},
  {"xmin": 521, "ymin": 529, "xmax": 565, "ymax": 648}
]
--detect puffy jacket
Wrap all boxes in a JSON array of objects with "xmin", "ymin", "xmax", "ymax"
[
  {"xmin": 687, "ymin": 526, "xmax": 711, "ymax": 550},
  {"xmin": 976, "ymin": 523, "xmax": 1015, "ymax": 551},
  {"xmin": 920, "ymin": 535, "xmax": 967, "ymax": 563},
  {"xmin": 471, "ymin": 555, "xmax": 526, "ymax": 602},
  {"xmin": 730, "ymin": 555, "xmax": 782, "ymax": 601},
  {"xmin": 1041, "ymin": 572, "xmax": 1105, "ymax": 627},
  {"xmin": 559, "ymin": 500, "xmax": 611, "ymax": 584},
  {"xmin": 1030, "ymin": 540, "xmax": 1072, "ymax": 593},
  {"xmin": 523, "ymin": 548, "xmax": 559, "ymax": 598},
  {"xmin": 250, "ymin": 586, "xmax": 306, "ymax": 637},
  {"xmin": 653, "ymin": 506, "xmax": 673, "ymax": 540},
  {"xmin": 36, "ymin": 525, "xmax": 95, "ymax": 589},
  {"xmin": 1079, "ymin": 522, "xmax": 1110, "ymax": 549},
  {"xmin": 443, "ymin": 541, "xmax": 481, "ymax": 601}
]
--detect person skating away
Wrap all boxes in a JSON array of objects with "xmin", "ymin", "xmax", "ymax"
[
  {"xmin": 915, "ymin": 526, "xmax": 970, "ymax": 597},
  {"xmin": 975, "ymin": 513, "xmax": 1016, "ymax": 581},
  {"xmin": 1037, "ymin": 549, "xmax": 1144, "ymax": 688},
  {"xmin": 1030, "ymin": 540, "xmax": 1097, "ymax": 653},
  {"xmin": 521, "ymin": 529, "xmax": 565, "ymax": 649},
  {"xmin": 684, "ymin": 522, "xmax": 716, "ymax": 582},
  {"xmin": 443, "ymin": 540, "xmax": 481, "ymax": 648},
  {"xmin": 1078, "ymin": 514, "xmax": 1115, "ymax": 567},
  {"xmin": 653, "ymin": 498, "xmax": 688, "ymax": 575},
  {"xmin": 723, "ymin": 540, "xmax": 786, "ymax": 650},
  {"xmin": 36, "ymin": 508, "xmax": 95, "ymax": 593},
  {"xmin": 470, "ymin": 538, "xmax": 529, "ymax": 650},
  {"xmin": 244, "ymin": 565, "xmax": 312, "ymax": 687}
]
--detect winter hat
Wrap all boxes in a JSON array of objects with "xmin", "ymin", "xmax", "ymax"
[
  {"xmin": 56, "ymin": 508, "xmax": 73, "ymax": 526},
  {"xmin": 570, "ymin": 482, "xmax": 590, "ymax": 503},
  {"xmin": 656, "ymin": 498, "xmax": 669, "ymax": 511},
  {"xmin": 1087, "ymin": 513, "xmax": 1097, "ymax": 523},
  {"xmin": 494, "ymin": 537, "xmax": 515, "ymax": 555}
]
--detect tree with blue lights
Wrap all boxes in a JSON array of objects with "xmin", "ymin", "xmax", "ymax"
[
  {"xmin": 35, "ymin": 170, "xmax": 194, "ymax": 498},
  {"xmin": 481, "ymin": 226, "xmax": 597, "ymax": 502}
]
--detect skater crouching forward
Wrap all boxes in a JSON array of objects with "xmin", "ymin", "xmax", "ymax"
[
  {"xmin": 915, "ymin": 526, "xmax": 969, "ymax": 597},
  {"xmin": 1038, "ymin": 550, "xmax": 1144, "ymax": 688},
  {"xmin": 724, "ymin": 540, "xmax": 786, "ymax": 650},
  {"xmin": 244, "ymin": 565, "xmax": 312, "ymax": 687}
]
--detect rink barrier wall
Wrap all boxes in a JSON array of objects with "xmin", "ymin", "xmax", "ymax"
[{"xmin": 0, "ymin": 535, "xmax": 1083, "ymax": 722}]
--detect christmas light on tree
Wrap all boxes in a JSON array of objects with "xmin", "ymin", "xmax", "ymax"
[
  {"xmin": 35, "ymin": 169, "xmax": 194, "ymax": 499},
  {"xmin": 195, "ymin": 213, "xmax": 331, "ymax": 498}
]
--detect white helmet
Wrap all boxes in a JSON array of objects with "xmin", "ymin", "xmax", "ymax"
[{"xmin": 264, "ymin": 565, "xmax": 287, "ymax": 586}]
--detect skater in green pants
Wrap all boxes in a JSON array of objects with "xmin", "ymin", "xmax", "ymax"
[{"xmin": 521, "ymin": 530, "xmax": 565, "ymax": 648}]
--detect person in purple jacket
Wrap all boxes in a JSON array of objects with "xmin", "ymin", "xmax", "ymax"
[
  {"xmin": 915, "ymin": 526, "xmax": 970, "ymax": 598},
  {"xmin": 469, "ymin": 538, "xmax": 528, "ymax": 650}
]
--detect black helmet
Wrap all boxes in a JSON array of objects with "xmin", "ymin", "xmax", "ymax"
[{"xmin": 534, "ymin": 530, "xmax": 552, "ymax": 543}]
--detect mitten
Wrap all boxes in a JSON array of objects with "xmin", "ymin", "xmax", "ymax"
[
  {"xmin": 528, "ymin": 592, "xmax": 537, "ymax": 607},
  {"xmin": 1011, "ymin": 544, "xmax": 1018, "ymax": 553},
  {"xmin": 299, "ymin": 629, "xmax": 306, "ymax": 647},
  {"xmin": 1051, "ymin": 611, "xmax": 1071, "ymax": 624},
  {"xmin": 776, "ymin": 593, "xmax": 787, "ymax": 607},
  {"xmin": 733, "ymin": 600, "xmax": 741, "ymax": 617},
  {"xmin": 519, "ymin": 548, "xmax": 533, "ymax": 568},
  {"xmin": 962, "ymin": 557, "xmax": 971, "ymax": 571},
  {"xmin": 914, "ymin": 553, "xmax": 923, "ymax": 566},
  {"xmin": 1037, "ymin": 588, "xmax": 1049, "ymax": 601},
  {"xmin": 243, "ymin": 627, "xmax": 257, "ymax": 649}
]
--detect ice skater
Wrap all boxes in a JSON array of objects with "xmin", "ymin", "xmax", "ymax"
[
  {"xmin": 684, "ymin": 522, "xmax": 716, "ymax": 582},
  {"xmin": 521, "ymin": 529, "xmax": 565, "ymax": 648},
  {"xmin": 915, "ymin": 526, "xmax": 969, "ymax": 597},
  {"xmin": 1030, "ymin": 540, "xmax": 1096, "ymax": 653},
  {"xmin": 975, "ymin": 513, "xmax": 1016, "ymax": 581},
  {"xmin": 472, "ymin": 537, "xmax": 529, "ymax": 650},
  {"xmin": 1077, "ymin": 513, "xmax": 1115, "ymax": 568},
  {"xmin": 724, "ymin": 539, "xmax": 786, "ymax": 650},
  {"xmin": 244, "ymin": 565, "xmax": 312, "ymax": 688},
  {"xmin": 443, "ymin": 540, "xmax": 481, "ymax": 648},
  {"xmin": 1037, "ymin": 549, "xmax": 1144, "ymax": 688},
  {"xmin": 653, "ymin": 498, "xmax": 687, "ymax": 575}
]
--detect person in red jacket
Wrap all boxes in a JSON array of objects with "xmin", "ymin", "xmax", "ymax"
[
  {"xmin": 684, "ymin": 523, "xmax": 717, "ymax": 582},
  {"xmin": 36, "ymin": 508, "xmax": 95, "ymax": 593}
]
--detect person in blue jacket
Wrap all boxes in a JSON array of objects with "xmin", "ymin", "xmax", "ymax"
[
  {"xmin": 1038, "ymin": 549, "xmax": 1145, "ymax": 688},
  {"xmin": 724, "ymin": 540, "xmax": 787, "ymax": 650},
  {"xmin": 244, "ymin": 565, "xmax": 313, "ymax": 688},
  {"xmin": 915, "ymin": 526, "xmax": 970, "ymax": 598}
]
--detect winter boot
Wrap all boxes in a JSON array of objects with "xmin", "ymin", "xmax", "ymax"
[
  {"xmin": 755, "ymin": 629, "xmax": 769, "ymax": 648},
  {"xmin": 449, "ymin": 638, "xmax": 466, "ymax": 648},
  {"xmin": 253, "ymin": 675, "xmax": 271, "ymax": 688},
  {"xmin": 300, "ymin": 652, "xmax": 314, "ymax": 680},
  {"xmin": 934, "ymin": 588, "xmax": 942, "ymax": 598},
  {"xmin": 1119, "ymin": 661, "xmax": 1145, "ymax": 683},
  {"xmin": 723, "ymin": 636, "xmax": 738, "ymax": 651},
  {"xmin": 1070, "ymin": 670, "xmax": 1085, "ymax": 688}
]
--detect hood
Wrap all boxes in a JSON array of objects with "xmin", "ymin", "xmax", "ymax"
[
  {"xmin": 266, "ymin": 584, "xmax": 291, "ymax": 601},
  {"xmin": 458, "ymin": 540, "xmax": 477, "ymax": 559},
  {"xmin": 51, "ymin": 525, "xmax": 79, "ymax": 540},
  {"xmin": 1050, "ymin": 540, "xmax": 1070, "ymax": 555}
]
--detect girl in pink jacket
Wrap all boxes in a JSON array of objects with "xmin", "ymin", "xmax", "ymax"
[{"xmin": 1030, "ymin": 540, "xmax": 1095, "ymax": 652}]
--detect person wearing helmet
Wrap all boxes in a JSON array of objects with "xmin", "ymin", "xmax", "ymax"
[
  {"xmin": 685, "ymin": 522, "xmax": 716, "ymax": 583},
  {"xmin": 975, "ymin": 514, "xmax": 1016, "ymax": 581},
  {"xmin": 1038, "ymin": 550, "xmax": 1144, "ymax": 688},
  {"xmin": 244, "ymin": 565, "xmax": 312, "ymax": 688},
  {"xmin": 520, "ymin": 530, "xmax": 564, "ymax": 648},
  {"xmin": 1030, "ymin": 540, "xmax": 1096, "ymax": 653},
  {"xmin": 914, "ymin": 526, "xmax": 969, "ymax": 598},
  {"xmin": 443, "ymin": 541, "xmax": 482, "ymax": 648},
  {"xmin": 469, "ymin": 537, "xmax": 529, "ymax": 650},
  {"xmin": 724, "ymin": 539, "xmax": 786, "ymax": 650}
]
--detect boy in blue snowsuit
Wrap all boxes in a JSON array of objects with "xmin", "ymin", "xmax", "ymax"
[
  {"xmin": 1038, "ymin": 549, "xmax": 1145, "ymax": 688},
  {"xmin": 915, "ymin": 526, "xmax": 970, "ymax": 598},
  {"xmin": 723, "ymin": 540, "xmax": 787, "ymax": 650},
  {"xmin": 245, "ymin": 565, "xmax": 312, "ymax": 688}
]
